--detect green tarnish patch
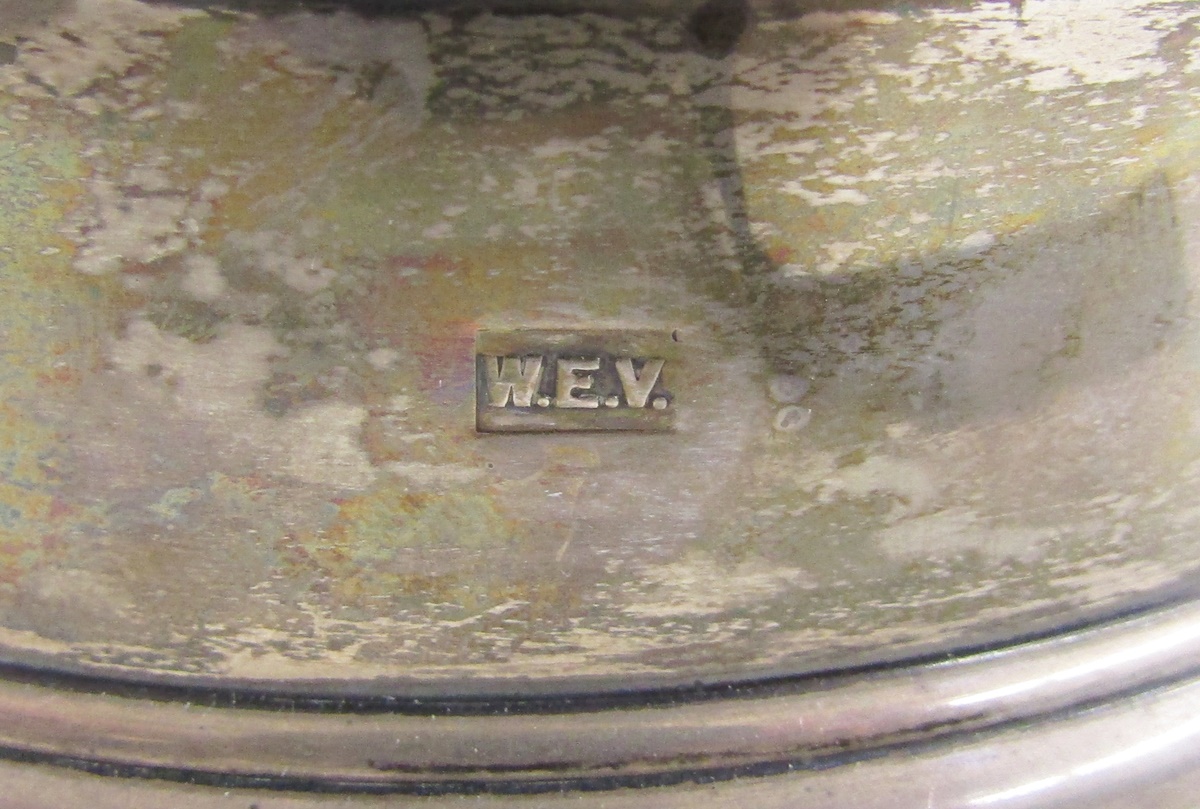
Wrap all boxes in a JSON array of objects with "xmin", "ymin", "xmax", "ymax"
[
  {"xmin": 0, "ymin": 104, "xmax": 108, "ymax": 587},
  {"xmin": 162, "ymin": 15, "xmax": 233, "ymax": 104},
  {"xmin": 285, "ymin": 485, "xmax": 533, "ymax": 611}
]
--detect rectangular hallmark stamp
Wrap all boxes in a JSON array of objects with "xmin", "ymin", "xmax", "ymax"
[{"xmin": 475, "ymin": 329, "xmax": 677, "ymax": 433}]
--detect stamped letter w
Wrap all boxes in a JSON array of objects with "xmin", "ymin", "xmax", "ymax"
[{"xmin": 484, "ymin": 356, "xmax": 544, "ymax": 407}]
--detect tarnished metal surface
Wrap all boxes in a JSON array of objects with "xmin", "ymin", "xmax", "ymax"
[
  {"xmin": 1, "ymin": 0, "xmax": 1200, "ymax": 696},
  {"xmin": 0, "ymin": 598, "xmax": 1199, "ymax": 792},
  {"xmin": 5, "ymin": 635, "xmax": 1200, "ymax": 806}
]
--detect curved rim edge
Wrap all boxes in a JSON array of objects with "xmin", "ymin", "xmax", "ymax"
[{"xmin": 0, "ymin": 597, "xmax": 1199, "ymax": 792}]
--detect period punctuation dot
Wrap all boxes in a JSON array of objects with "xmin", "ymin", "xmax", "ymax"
[
  {"xmin": 537, "ymin": 397, "xmax": 551, "ymax": 407},
  {"xmin": 605, "ymin": 396, "xmax": 620, "ymax": 408},
  {"xmin": 651, "ymin": 397, "xmax": 669, "ymax": 410}
]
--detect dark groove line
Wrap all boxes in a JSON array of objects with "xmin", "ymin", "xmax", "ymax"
[
  {"xmin": 0, "ymin": 666, "xmax": 1196, "ymax": 796},
  {"xmin": 0, "ymin": 584, "xmax": 1197, "ymax": 717}
]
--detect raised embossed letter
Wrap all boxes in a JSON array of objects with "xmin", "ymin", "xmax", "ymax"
[
  {"xmin": 485, "ymin": 355, "xmax": 544, "ymax": 407},
  {"xmin": 615, "ymin": 358, "xmax": 664, "ymax": 408},
  {"xmin": 556, "ymin": 358, "xmax": 601, "ymax": 408}
]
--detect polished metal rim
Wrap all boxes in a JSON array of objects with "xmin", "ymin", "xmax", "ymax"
[
  {"xmin": 11, "ymin": 679, "xmax": 1200, "ymax": 808},
  {"xmin": 0, "ymin": 597, "xmax": 1198, "ymax": 794}
]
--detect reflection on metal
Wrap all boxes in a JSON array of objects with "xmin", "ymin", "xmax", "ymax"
[
  {"xmin": 3, "ymin": 0, "xmax": 1200, "ymax": 804},
  {"xmin": 3, "ymin": 0, "xmax": 1200, "ymax": 690},
  {"xmin": 5, "ymin": 674, "xmax": 1200, "ymax": 807},
  {"xmin": 0, "ymin": 599, "xmax": 1198, "ymax": 800},
  {"xmin": 476, "ymin": 330, "xmax": 676, "ymax": 432}
]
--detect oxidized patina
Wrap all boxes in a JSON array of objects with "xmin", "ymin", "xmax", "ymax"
[{"xmin": 0, "ymin": 0, "xmax": 1199, "ymax": 694}]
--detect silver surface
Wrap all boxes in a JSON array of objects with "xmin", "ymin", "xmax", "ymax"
[
  {"xmin": 4, "ymin": 648, "xmax": 1200, "ymax": 807},
  {"xmin": 0, "ymin": 599, "xmax": 1193, "ymax": 790},
  {"xmin": 3, "ymin": 0, "xmax": 1200, "ymax": 804},
  {"xmin": 0, "ymin": 0, "xmax": 1199, "ymax": 690}
]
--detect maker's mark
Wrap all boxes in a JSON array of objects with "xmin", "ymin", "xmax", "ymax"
[{"xmin": 475, "ymin": 330, "xmax": 676, "ymax": 433}]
